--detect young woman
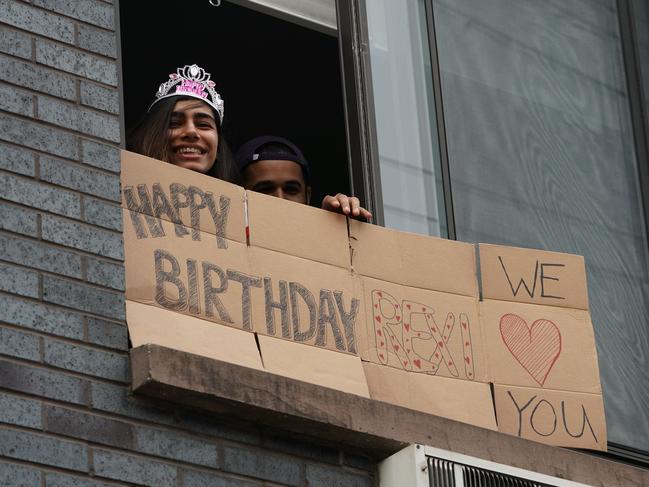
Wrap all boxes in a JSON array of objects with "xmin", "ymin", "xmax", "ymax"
[{"xmin": 127, "ymin": 64, "xmax": 240, "ymax": 184}]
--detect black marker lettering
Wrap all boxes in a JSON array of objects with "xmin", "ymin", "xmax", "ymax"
[
  {"xmin": 188, "ymin": 186, "xmax": 207, "ymax": 241},
  {"xmin": 123, "ymin": 185, "xmax": 164, "ymax": 238},
  {"xmin": 264, "ymin": 278, "xmax": 289, "ymax": 337},
  {"xmin": 507, "ymin": 390, "xmax": 537, "ymax": 437},
  {"xmin": 334, "ymin": 291, "xmax": 359, "ymax": 354},
  {"xmin": 540, "ymin": 263, "xmax": 565, "ymax": 300},
  {"xmin": 290, "ymin": 282, "xmax": 317, "ymax": 342},
  {"xmin": 154, "ymin": 249, "xmax": 186, "ymax": 311},
  {"xmin": 561, "ymin": 402, "xmax": 598, "ymax": 442},
  {"xmin": 186, "ymin": 258, "xmax": 200, "ymax": 315},
  {"xmin": 202, "ymin": 262, "xmax": 233, "ymax": 323},
  {"xmin": 227, "ymin": 270, "xmax": 261, "ymax": 331},
  {"xmin": 498, "ymin": 256, "xmax": 538, "ymax": 298},
  {"xmin": 205, "ymin": 193, "xmax": 230, "ymax": 250},
  {"xmin": 170, "ymin": 183, "xmax": 191, "ymax": 238},
  {"xmin": 530, "ymin": 399, "xmax": 557, "ymax": 437},
  {"xmin": 150, "ymin": 183, "xmax": 188, "ymax": 239},
  {"xmin": 316, "ymin": 290, "xmax": 346, "ymax": 351}
]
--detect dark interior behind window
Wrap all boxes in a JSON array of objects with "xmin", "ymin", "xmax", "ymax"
[{"xmin": 119, "ymin": 0, "xmax": 350, "ymax": 205}]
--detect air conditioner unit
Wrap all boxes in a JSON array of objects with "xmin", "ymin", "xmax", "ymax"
[{"xmin": 379, "ymin": 444, "xmax": 593, "ymax": 487}]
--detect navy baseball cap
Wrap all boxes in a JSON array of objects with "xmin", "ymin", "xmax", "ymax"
[{"xmin": 235, "ymin": 136, "xmax": 310, "ymax": 183}]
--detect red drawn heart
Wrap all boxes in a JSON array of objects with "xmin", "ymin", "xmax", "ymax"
[
  {"xmin": 413, "ymin": 359, "xmax": 421, "ymax": 369},
  {"xmin": 376, "ymin": 329, "xmax": 382, "ymax": 336},
  {"xmin": 462, "ymin": 322, "xmax": 467, "ymax": 329},
  {"xmin": 374, "ymin": 304, "xmax": 378, "ymax": 309},
  {"xmin": 380, "ymin": 341, "xmax": 384, "ymax": 346},
  {"xmin": 375, "ymin": 315, "xmax": 381, "ymax": 323},
  {"xmin": 377, "ymin": 291, "xmax": 382, "ymax": 298},
  {"xmin": 422, "ymin": 307, "xmax": 426, "ymax": 312},
  {"xmin": 396, "ymin": 315, "xmax": 401, "ymax": 321},
  {"xmin": 393, "ymin": 344, "xmax": 400, "ymax": 352},
  {"xmin": 403, "ymin": 360, "xmax": 408, "ymax": 366},
  {"xmin": 464, "ymin": 357, "xmax": 471, "ymax": 364},
  {"xmin": 500, "ymin": 313, "xmax": 562, "ymax": 386},
  {"xmin": 404, "ymin": 323, "xmax": 410, "ymax": 332},
  {"xmin": 406, "ymin": 304, "xmax": 411, "ymax": 310}
]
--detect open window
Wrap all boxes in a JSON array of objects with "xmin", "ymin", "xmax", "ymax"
[{"xmin": 119, "ymin": 0, "xmax": 350, "ymax": 205}]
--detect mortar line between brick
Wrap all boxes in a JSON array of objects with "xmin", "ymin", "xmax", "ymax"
[
  {"xmin": 0, "ymin": 352, "xmax": 128, "ymax": 386},
  {"xmin": 0, "ymin": 109, "xmax": 121, "ymax": 145},
  {"xmin": 0, "ymin": 255, "xmax": 123, "ymax": 293},
  {"xmin": 0, "ymin": 320, "xmax": 128, "ymax": 355},
  {"xmin": 0, "ymin": 228, "xmax": 123, "ymax": 270}
]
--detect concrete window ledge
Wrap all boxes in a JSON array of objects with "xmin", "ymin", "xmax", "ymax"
[{"xmin": 131, "ymin": 344, "xmax": 648, "ymax": 486}]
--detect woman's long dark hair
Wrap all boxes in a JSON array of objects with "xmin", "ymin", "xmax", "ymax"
[{"xmin": 127, "ymin": 96, "xmax": 240, "ymax": 184}]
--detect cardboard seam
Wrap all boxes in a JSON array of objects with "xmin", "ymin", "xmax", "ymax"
[{"xmin": 490, "ymin": 382, "xmax": 603, "ymax": 397}]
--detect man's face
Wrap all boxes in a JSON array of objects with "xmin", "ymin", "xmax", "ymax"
[{"xmin": 243, "ymin": 159, "xmax": 311, "ymax": 204}]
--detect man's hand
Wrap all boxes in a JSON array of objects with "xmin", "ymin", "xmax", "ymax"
[{"xmin": 321, "ymin": 194, "xmax": 372, "ymax": 221}]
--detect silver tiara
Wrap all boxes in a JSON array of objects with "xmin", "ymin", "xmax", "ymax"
[{"xmin": 150, "ymin": 64, "xmax": 224, "ymax": 123}]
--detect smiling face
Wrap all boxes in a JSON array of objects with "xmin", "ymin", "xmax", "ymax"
[
  {"xmin": 243, "ymin": 159, "xmax": 311, "ymax": 204},
  {"xmin": 167, "ymin": 99, "xmax": 219, "ymax": 173}
]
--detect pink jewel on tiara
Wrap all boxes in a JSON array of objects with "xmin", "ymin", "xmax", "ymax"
[{"xmin": 150, "ymin": 63, "xmax": 224, "ymax": 122}]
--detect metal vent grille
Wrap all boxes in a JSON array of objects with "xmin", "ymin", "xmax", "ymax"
[{"xmin": 427, "ymin": 456, "xmax": 557, "ymax": 487}]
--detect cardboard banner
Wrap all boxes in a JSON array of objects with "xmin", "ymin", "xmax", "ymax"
[
  {"xmin": 349, "ymin": 220, "xmax": 478, "ymax": 297},
  {"xmin": 493, "ymin": 384, "xmax": 606, "ymax": 450},
  {"xmin": 363, "ymin": 362, "xmax": 497, "ymax": 431},
  {"xmin": 258, "ymin": 335, "xmax": 370, "ymax": 397},
  {"xmin": 123, "ymin": 209, "xmax": 253, "ymax": 330},
  {"xmin": 247, "ymin": 190, "xmax": 350, "ymax": 269},
  {"xmin": 121, "ymin": 151, "xmax": 247, "ymax": 245},
  {"xmin": 121, "ymin": 150, "xmax": 606, "ymax": 451},
  {"xmin": 358, "ymin": 275, "xmax": 487, "ymax": 382},
  {"xmin": 247, "ymin": 246, "xmax": 362, "ymax": 355},
  {"xmin": 123, "ymin": 211, "xmax": 364, "ymax": 354},
  {"xmin": 126, "ymin": 300, "xmax": 264, "ymax": 371},
  {"xmin": 479, "ymin": 243, "xmax": 588, "ymax": 310},
  {"xmin": 481, "ymin": 300, "xmax": 601, "ymax": 394}
]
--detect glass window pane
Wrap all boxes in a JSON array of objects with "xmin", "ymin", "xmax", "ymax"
[
  {"xmin": 435, "ymin": 0, "xmax": 649, "ymax": 451},
  {"xmin": 366, "ymin": 0, "xmax": 446, "ymax": 236}
]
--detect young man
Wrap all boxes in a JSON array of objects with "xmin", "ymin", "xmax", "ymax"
[{"xmin": 235, "ymin": 135, "xmax": 372, "ymax": 220}]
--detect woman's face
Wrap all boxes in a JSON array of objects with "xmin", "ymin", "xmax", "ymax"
[{"xmin": 167, "ymin": 99, "xmax": 219, "ymax": 173}]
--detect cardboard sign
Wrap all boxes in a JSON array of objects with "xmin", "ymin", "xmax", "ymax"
[
  {"xmin": 123, "ymin": 209, "xmax": 363, "ymax": 355},
  {"xmin": 247, "ymin": 246, "xmax": 361, "ymax": 355},
  {"xmin": 123, "ymin": 209, "xmax": 254, "ymax": 330},
  {"xmin": 121, "ymin": 152, "xmax": 606, "ymax": 451},
  {"xmin": 258, "ymin": 335, "xmax": 370, "ymax": 397},
  {"xmin": 363, "ymin": 362, "xmax": 497, "ymax": 430},
  {"xmin": 493, "ymin": 384, "xmax": 606, "ymax": 450},
  {"xmin": 247, "ymin": 190, "xmax": 350, "ymax": 269},
  {"xmin": 481, "ymin": 300, "xmax": 601, "ymax": 393},
  {"xmin": 349, "ymin": 220, "xmax": 478, "ymax": 297},
  {"xmin": 358, "ymin": 276, "xmax": 487, "ymax": 382},
  {"xmin": 121, "ymin": 150, "xmax": 247, "ymax": 245},
  {"xmin": 479, "ymin": 243, "xmax": 588, "ymax": 310},
  {"xmin": 126, "ymin": 300, "xmax": 263, "ymax": 371}
]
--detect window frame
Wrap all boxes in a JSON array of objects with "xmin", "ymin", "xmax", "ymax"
[{"xmin": 336, "ymin": 0, "xmax": 649, "ymax": 466}]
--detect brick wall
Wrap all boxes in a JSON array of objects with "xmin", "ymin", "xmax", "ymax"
[{"xmin": 0, "ymin": 1, "xmax": 377, "ymax": 485}]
